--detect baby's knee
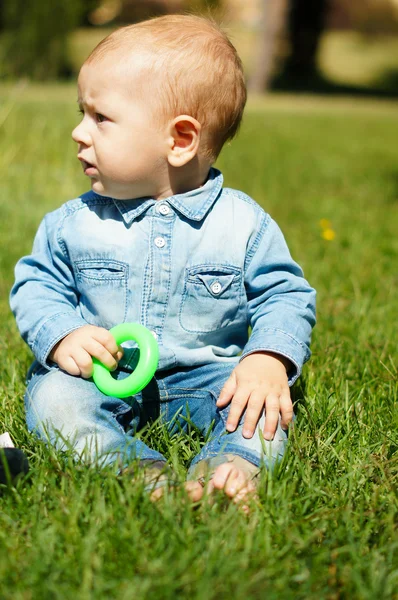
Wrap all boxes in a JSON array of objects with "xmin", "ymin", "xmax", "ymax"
[{"xmin": 25, "ymin": 369, "xmax": 95, "ymax": 443}]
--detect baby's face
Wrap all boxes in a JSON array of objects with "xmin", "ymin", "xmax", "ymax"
[{"xmin": 72, "ymin": 60, "xmax": 168, "ymax": 200}]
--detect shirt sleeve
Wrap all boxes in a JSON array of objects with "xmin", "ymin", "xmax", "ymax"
[
  {"xmin": 9, "ymin": 210, "xmax": 87, "ymax": 367},
  {"xmin": 241, "ymin": 213, "xmax": 316, "ymax": 385}
]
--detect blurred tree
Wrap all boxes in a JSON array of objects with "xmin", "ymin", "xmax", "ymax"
[
  {"xmin": 0, "ymin": 0, "xmax": 96, "ymax": 80},
  {"xmin": 283, "ymin": 0, "xmax": 328, "ymax": 78},
  {"xmin": 114, "ymin": 0, "xmax": 183, "ymax": 25},
  {"xmin": 248, "ymin": 0, "xmax": 288, "ymax": 92},
  {"xmin": 248, "ymin": 0, "xmax": 328, "ymax": 92},
  {"xmin": 80, "ymin": 0, "xmax": 104, "ymax": 26},
  {"xmin": 333, "ymin": 0, "xmax": 398, "ymax": 35},
  {"xmin": 185, "ymin": 0, "xmax": 223, "ymax": 16},
  {"xmin": 108, "ymin": 0, "xmax": 222, "ymax": 25}
]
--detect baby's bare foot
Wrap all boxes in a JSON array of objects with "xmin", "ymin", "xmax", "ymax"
[
  {"xmin": 209, "ymin": 462, "xmax": 258, "ymax": 510},
  {"xmin": 184, "ymin": 481, "xmax": 205, "ymax": 502},
  {"xmin": 150, "ymin": 457, "xmax": 259, "ymax": 509},
  {"xmin": 150, "ymin": 480, "xmax": 204, "ymax": 503},
  {"xmin": 186, "ymin": 456, "xmax": 260, "ymax": 511},
  {"xmin": 151, "ymin": 467, "xmax": 256, "ymax": 506}
]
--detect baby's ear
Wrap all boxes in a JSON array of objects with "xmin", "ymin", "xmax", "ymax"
[{"xmin": 167, "ymin": 115, "xmax": 201, "ymax": 167}]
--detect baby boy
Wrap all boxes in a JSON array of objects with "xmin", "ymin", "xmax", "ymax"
[{"xmin": 11, "ymin": 15, "xmax": 316, "ymax": 505}]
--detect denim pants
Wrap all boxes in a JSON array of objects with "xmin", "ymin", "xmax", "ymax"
[{"xmin": 25, "ymin": 360, "xmax": 288, "ymax": 475}]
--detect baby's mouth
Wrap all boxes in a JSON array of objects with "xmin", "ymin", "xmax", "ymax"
[
  {"xmin": 79, "ymin": 157, "xmax": 98, "ymax": 175},
  {"xmin": 82, "ymin": 160, "xmax": 94, "ymax": 169}
]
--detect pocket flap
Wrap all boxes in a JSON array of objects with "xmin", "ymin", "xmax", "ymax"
[{"xmin": 197, "ymin": 273, "xmax": 235, "ymax": 296}]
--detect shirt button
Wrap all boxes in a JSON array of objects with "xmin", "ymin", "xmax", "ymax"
[
  {"xmin": 158, "ymin": 204, "xmax": 170, "ymax": 215},
  {"xmin": 154, "ymin": 236, "xmax": 166, "ymax": 248},
  {"xmin": 211, "ymin": 281, "xmax": 222, "ymax": 294}
]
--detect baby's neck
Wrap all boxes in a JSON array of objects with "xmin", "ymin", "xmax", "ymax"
[{"xmin": 154, "ymin": 159, "xmax": 212, "ymax": 201}]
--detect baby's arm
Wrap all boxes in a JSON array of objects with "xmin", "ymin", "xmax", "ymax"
[
  {"xmin": 218, "ymin": 214, "xmax": 316, "ymax": 439},
  {"xmin": 10, "ymin": 210, "xmax": 120, "ymax": 375}
]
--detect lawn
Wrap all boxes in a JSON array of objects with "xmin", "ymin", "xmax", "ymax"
[{"xmin": 0, "ymin": 86, "xmax": 397, "ymax": 599}]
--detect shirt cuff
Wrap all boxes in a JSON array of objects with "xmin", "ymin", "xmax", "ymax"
[
  {"xmin": 240, "ymin": 328, "xmax": 311, "ymax": 385},
  {"xmin": 32, "ymin": 312, "xmax": 87, "ymax": 367}
]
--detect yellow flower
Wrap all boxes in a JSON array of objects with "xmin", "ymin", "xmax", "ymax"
[
  {"xmin": 319, "ymin": 218, "xmax": 331, "ymax": 230},
  {"xmin": 322, "ymin": 228, "xmax": 336, "ymax": 241}
]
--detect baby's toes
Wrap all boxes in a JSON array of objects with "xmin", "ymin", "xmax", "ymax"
[
  {"xmin": 232, "ymin": 480, "xmax": 258, "ymax": 508},
  {"xmin": 149, "ymin": 487, "xmax": 165, "ymax": 502},
  {"xmin": 212, "ymin": 463, "xmax": 250, "ymax": 498},
  {"xmin": 211, "ymin": 463, "xmax": 258, "ymax": 512},
  {"xmin": 223, "ymin": 467, "xmax": 251, "ymax": 499},
  {"xmin": 209, "ymin": 463, "xmax": 236, "ymax": 490},
  {"xmin": 184, "ymin": 481, "xmax": 205, "ymax": 502}
]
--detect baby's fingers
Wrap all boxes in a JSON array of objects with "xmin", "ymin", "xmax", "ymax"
[
  {"xmin": 226, "ymin": 387, "xmax": 250, "ymax": 432},
  {"xmin": 280, "ymin": 392, "xmax": 293, "ymax": 431},
  {"xmin": 92, "ymin": 328, "xmax": 120, "ymax": 358},
  {"xmin": 217, "ymin": 372, "xmax": 237, "ymax": 407},
  {"xmin": 59, "ymin": 355, "xmax": 82, "ymax": 377},
  {"xmin": 72, "ymin": 348, "xmax": 96, "ymax": 379},
  {"xmin": 263, "ymin": 393, "xmax": 281, "ymax": 441},
  {"xmin": 85, "ymin": 339, "xmax": 118, "ymax": 372},
  {"xmin": 242, "ymin": 390, "xmax": 265, "ymax": 439}
]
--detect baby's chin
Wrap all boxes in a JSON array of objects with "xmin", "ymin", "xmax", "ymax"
[
  {"xmin": 91, "ymin": 179, "xmax": 155, "ymax": 201},
  {"xmin": 90, "ymin": 181, "xmax": 129, "ymax": 200}
]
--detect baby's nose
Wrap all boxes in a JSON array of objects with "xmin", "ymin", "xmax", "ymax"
[{"xmin": 72, "ymin": 122, "xmax": 90, "ymax": 146}]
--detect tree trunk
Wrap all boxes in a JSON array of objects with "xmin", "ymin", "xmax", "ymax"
[
  {"xmin": 285, "ymin": 0, "xmax": 329, "ymax": 76},
  {"xmin": 248, "ymin": 0, "xmax": 289, "ymax": 93}
]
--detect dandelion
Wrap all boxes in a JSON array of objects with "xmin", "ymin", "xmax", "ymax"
[
  {"xmin": 319, "ymin": 218, "xmax": 331, "ymax": 230},
  {"xmin": 319, "ymin": 218, "xmax": 336, "ymax": 241},
  {"xmin": 322, "ymin": 228, "xmax": 336, "ymax": 241}
]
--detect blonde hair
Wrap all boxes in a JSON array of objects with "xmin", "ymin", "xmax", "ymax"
[{"xmin": 85, "ymin": 14, "xmax": 247, "ymax": 162}]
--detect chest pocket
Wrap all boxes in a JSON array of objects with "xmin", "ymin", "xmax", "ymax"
[
  {"xmin": 179, "ymin": 264, "xmax": 243, "ymax": 333},
  {"xmin": 74, "ymin": 259, "xmax": 128, "ymax": 329}
]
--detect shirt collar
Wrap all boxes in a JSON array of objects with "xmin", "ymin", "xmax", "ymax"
[{"xmin": 112, "ymin": 167, "xmax": 223, "ymax": 225}]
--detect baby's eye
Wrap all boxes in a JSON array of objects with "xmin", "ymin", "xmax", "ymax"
[{"xmin": 96, "ymin": 113, "xmax": 107, "ymax": 123}]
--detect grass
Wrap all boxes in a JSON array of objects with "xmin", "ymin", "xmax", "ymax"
[{"xmin": 0, "ymin": 85, "xmax": 397, "ymax": 599}]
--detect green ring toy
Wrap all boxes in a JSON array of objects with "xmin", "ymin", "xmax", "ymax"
[{"xmin": 92, "ymin": 323, "xmax": 158, "ymax": 398}]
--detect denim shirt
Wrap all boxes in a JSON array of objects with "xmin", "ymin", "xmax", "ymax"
[{"xmin": 10, "ymin": 168, "xmax": 316, "ymax": 384}]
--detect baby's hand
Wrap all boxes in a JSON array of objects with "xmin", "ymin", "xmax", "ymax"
[
  {"xmin": 216, "ymin": 352, "xmax": 293, "ymax": 440},
  {"xmin": 49, "ymin": 325, "xmax": 123, "ymax": 378}
]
